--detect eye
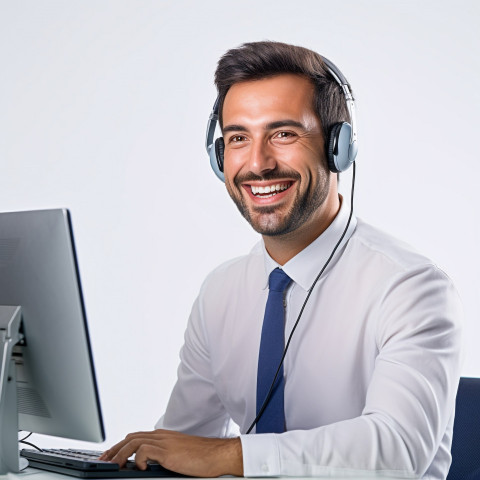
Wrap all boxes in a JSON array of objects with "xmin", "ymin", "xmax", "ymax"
[
  {"xmin": 228, "ymin": 134, "xmax": 247, "ymax": 144},
  {"xmin": 273, "ymin": 131, "xmax": 297, "ymax": 143}
]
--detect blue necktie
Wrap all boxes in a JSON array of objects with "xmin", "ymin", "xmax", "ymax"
[{"xmin": 256, "ymin": 268, "xmax": 292, "ymax": 433}]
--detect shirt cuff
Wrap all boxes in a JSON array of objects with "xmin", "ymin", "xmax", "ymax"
[{"xmin": 240, "ymin": 433, "xmax": 281, "ymax": 477}]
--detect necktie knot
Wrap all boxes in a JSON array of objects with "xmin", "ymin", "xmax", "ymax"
[{"xmin": 268, "ymin": 268, "xmax": 292, "ymax": 293}]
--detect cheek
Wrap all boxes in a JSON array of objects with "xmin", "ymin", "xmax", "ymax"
[
  {"xmin": 222, "ymin": 158, "xmax": 239, "ymax": 192},
  {"xmin": 222, "ymin": 162, "xmax": 235, "ymax": 185},
  {"xmin": 223, "ymin": 150, "xmax": 244, "ymax": 178},
  {"xmin": 285, "ymin": 155, "xmax": 318, "ymax": 178},
  {"xmin": 278, "ymin": 142, "xmax": 320, "ymax": 167}
]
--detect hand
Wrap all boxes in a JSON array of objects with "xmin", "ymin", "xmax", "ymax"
[{"xmin": 99, "ymin": 429, "xmax": 244, "ymax": 477}]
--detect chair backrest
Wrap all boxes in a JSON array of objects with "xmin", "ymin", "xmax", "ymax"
[{"xmin": 447, "ymin": 377, "xmax": 480, "ymax": 480}]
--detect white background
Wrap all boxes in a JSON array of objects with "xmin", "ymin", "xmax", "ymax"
[{"xmin": 0, "ymin": 0, "xmax": 479, "ymax": 450}]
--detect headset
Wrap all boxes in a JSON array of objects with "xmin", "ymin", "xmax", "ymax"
[
  {"xmin": 204, "ymin": 55, "xmax": 358, "ymax": 433},
  {"xmin": 205, "ymin": 55, "xmax": 358, "ymax": 181}
]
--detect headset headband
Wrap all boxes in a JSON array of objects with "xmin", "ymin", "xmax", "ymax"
[{"xmin": 320, "ymin": 56, "xmax": 357, "ymax": 148}]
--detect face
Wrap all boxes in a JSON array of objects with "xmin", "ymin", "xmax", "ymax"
[{"xmin": 222, "ymin": 74, "xmax": 333, "ymax": 237}]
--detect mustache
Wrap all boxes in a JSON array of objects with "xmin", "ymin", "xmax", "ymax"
[{"xmin": 234, "ymin": 170, "xmax": 301, "ymax": 185}]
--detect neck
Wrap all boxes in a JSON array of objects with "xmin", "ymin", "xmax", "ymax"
[{"xmin": 263, "ymin": 193, "xmax": 342, "ymax": 266}]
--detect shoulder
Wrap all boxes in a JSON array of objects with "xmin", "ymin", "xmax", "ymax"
[
  {"xmin": 350, "ymin": 218, "xmax": 435, "ymax": 271},
  {"xmin": 348, "ymin": 218, "xmax": 462, "ymax": 323},
  {"xmin": 199, "ymin": 241, "xmax": 265, "ymax": 296},
  {"xmin": 345, "ymin": 218, "xmax": 462, "ymax": 316},
  {"xmin": 191, "ymin": 241, "xmax": 267, "ymax": 331}
]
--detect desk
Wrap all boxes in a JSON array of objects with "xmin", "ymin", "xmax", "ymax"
[{"xmin": 1, "ymin": 468, "xmax": 412, "ymax": 480}]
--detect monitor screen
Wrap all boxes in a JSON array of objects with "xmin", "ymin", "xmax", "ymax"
[{"xmin": 0, "ymin": 209, "xmax": 104, "ymax": 473}]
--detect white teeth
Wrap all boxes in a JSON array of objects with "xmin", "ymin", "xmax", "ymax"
[{"xmin": 251, "ymin": 183, "xmax": 290, "ymax": 196}]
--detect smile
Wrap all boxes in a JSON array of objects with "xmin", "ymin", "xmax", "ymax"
[{"xmin": 250, "ymin": 182, "xmax": 292, "ymax": 198}]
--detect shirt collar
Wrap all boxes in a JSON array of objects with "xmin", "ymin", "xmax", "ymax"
[{"xmin": 261, "ymin": 196, "xmax": 357, "ymax": 291}]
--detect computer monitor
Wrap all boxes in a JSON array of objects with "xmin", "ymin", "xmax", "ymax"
[{"xmin": 0, "ymin": 209, "xmax": 105, "ymax": 474}]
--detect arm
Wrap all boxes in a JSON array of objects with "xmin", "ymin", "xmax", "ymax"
[
  {"xmin": 101, "ymin": 291, "xmax": 245, "ymax": 476},
  {"xmin": 100, "ymin": 430, "xmax": 243, "ymax": 477},
  {"xmin": 155, "ymin": 294, "xmax": 235, "ymax": 437}
]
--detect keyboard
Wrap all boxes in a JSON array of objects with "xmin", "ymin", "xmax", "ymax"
[{"xmin": 20, "ymin": 448, "xmax": 183, "ymax": 478}]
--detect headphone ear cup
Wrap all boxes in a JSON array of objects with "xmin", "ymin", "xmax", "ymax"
[
  {"xmin": 327, "ymin": 123, "xmax": 343, "ymax": 173},
  {"xmin": 208, "ymin": 137, "xmax": 225, "ymax": 182},
  {"xmin": 327, "ymin": 122, "xmax": 355, "ymax": 173},
  {"xmin": 215, "ymin": 137, "xmax": 225, "ymax": 172}
]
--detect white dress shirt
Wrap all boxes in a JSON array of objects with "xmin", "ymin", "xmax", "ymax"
[{"xmin": 156, "ymin": 200, "xmax": 463, "ymax": 479}]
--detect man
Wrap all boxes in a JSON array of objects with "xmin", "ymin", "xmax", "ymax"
[{"xmin": 101, "ymin": 41, "xmax": 462, "ymax": 479}]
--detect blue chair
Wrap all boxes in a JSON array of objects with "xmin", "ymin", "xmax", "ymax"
[{"xmin": 447, "ymin": 377, "xmax": 480, "ymax": 480}]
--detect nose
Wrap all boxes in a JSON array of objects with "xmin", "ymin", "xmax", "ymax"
[{"xmin": 246, "ymin": 139, "xmax": 277, "ymax": 177}]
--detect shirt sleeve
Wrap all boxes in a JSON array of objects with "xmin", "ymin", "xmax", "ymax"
[
  {"xmin": 155, "ymin": 293, "xmax": 237, "ymax": 437},
  {"xmin": 240, "ymin": 264, "xmax": 463, "ymax": 477}
]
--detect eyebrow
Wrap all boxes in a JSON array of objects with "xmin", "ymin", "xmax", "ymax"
[
  {"xmin": 222, "ymin": 124, "xmax": 248, "ymax": 134},
  {"xmin": 222, "ymin": 119, "xmax": 306, "ymax": 134}
]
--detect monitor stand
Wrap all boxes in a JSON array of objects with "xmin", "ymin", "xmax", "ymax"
[{"xmin": 0, "ymin": 305, "xmax": 28, "ymax": 474}]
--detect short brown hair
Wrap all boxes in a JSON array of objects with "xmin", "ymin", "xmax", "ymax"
[{"xmin": 214, "ymin": 41, "xmax": 352, "ymax": 146}]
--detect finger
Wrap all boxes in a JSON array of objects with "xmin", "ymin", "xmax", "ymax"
[
  {"xmin": 99, "ymin": 440, "xmax": 130, "ymax": 461},
  {"xmin": 100, "ymin": 431, "xmax": 162, "ymax": 461},
  {"xmin": 134, "ymin": 444, "xmax": 165, "ymax": 471},
  {"xmin": 125, "ymin": 430, "xmax": 158, "ymax": 440},
  {"xmin": 110, "ymin": 439, "xmax": 148, "ymax": 467}
]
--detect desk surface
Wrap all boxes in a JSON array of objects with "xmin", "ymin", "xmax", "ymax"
[{"xmin": 2, "ymin": 467, "xmax": 410, "ymax": 480}]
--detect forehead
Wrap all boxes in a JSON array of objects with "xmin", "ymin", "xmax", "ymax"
[{"xmin": 222, "ymin": 74, "xmax": 317, "ymax": 126}]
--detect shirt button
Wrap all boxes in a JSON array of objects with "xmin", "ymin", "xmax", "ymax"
[{"xmin": 262, "ymin": 464, "xmax": 269, "ymax": 473}]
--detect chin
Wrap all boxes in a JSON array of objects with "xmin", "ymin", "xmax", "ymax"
[{"xmin": 248, "ymin": 213, "xmax": 295, "ymax": 237}]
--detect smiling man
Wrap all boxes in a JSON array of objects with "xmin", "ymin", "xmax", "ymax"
[{"xmin": 101, "ymin": 41, "xmax": 462, "ymax": 479}]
